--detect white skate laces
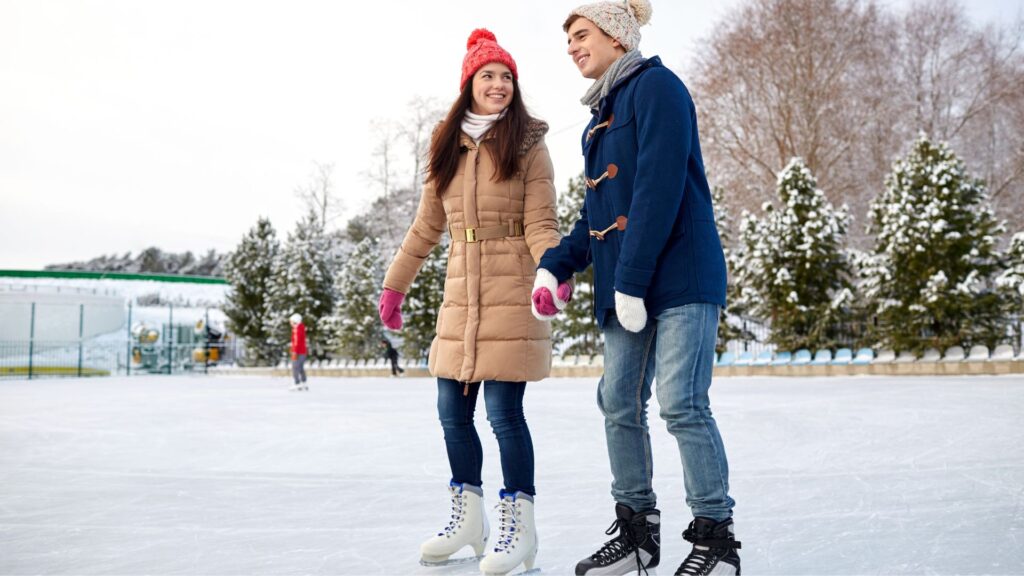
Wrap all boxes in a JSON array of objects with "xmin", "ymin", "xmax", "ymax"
[
  {"xmin": 491, "ymin": 496, "xmax": 520, "ymax": 553},
  {"xmin": 439, "ymin": 487, "xmax": 467, "ymax": 537},
  {"xmin": 479, "ymin": 491, "xmax": 537, "ymax": 575}
]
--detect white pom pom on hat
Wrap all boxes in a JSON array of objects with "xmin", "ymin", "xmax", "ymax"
[{"xmin": 628, "ymin": 0, "xmax": 653, "ymax": 26}]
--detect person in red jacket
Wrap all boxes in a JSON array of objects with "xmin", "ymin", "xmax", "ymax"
[{"xmin": 289, "ymin": 313, "xmax": 308, "ymax": 391}]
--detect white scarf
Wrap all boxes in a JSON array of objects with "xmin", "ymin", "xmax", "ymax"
[{"xmin": 461, "ymin": 110, "xmax": 505, "ymax": 143}]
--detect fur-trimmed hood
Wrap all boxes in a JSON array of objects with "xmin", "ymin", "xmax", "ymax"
[
  {"xmin": 457, "ymin": 118, "xmax": 550, "ymax": 156},
  {"xmin": 519, "ymin": 118, "xmax": 549, "ymax": 155}
]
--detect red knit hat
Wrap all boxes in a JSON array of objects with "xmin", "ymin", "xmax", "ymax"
[{"xmin": 460, "ymin": 29, "xmax": 518, "ymax": 91}]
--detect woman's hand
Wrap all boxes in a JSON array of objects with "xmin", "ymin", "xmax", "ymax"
[
  {"xmin": 378, "ymin": 288, "xmax": 406, "ymax": 330},
  {"xmin": 531, "ymin": 269, "xmax": 572, "ymax": 320}
]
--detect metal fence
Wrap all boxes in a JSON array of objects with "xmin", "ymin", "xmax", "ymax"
[
  {"xmin": 721, "ymin": 314, "xmax": 1023, "ymax": 356},
  {"xmin": 0, "ymin": 293, "xmax": 236, "ymax": 380},
  {"xmin": 0, "ymin": 340, "xmax": 240, "ymax": 380}
]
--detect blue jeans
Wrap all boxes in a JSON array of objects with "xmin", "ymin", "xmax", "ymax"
[
  {"xmin": 598, "ymin": 303, "xmax": 735, "ymax": 520},
  {"xmin": 292, "ymin": 354, "xmax": 306, "ymax": 384},
  {"xmin": 436, "ymin": 378, "xmax": 535, "ymax": 496}
]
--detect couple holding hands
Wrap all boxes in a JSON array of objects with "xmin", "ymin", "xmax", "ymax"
[{"xmin": 377, "ymin": 1, "xmax": 740, "ymax": 575}]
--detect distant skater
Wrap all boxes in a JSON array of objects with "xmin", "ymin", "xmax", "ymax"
[
  {"xmin": 289, "ymin": 313, "xmax": 308, "ymax": 391},
  {"xmin": 380, "ymin": 337, "xmax": 405, "ymax": 376}
]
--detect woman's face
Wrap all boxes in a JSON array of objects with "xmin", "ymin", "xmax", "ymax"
[{"xmin": 469, "ymin": 63, "xmax": 514, "ymax": 115}]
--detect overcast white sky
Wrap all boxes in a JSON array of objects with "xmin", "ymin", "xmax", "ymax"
[{"xmin": 2, "ymin": 0, "xmax": 1021, "ymax": 270}]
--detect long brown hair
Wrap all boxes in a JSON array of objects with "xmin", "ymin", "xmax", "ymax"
[{"xmin": 427, "ymin": 74, "xmax": 534, "ymax": 197}]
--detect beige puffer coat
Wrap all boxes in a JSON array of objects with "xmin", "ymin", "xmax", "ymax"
[{"xmin": 383, "ymin": 120, "xmax": 561, "ymax": 383}]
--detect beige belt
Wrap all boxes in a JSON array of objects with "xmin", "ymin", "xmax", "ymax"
[{"xmin": 449, "ymin": 220, "xmax": 524, "ymax": 243}]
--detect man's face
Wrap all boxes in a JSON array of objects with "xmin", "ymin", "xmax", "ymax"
[{"xmin": 566, "ymin": 17, "xmax": 625, "ymax": 80}]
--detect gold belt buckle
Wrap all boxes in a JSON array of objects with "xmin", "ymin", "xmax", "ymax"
[{"xmin": 465, "ymin": 228, "xmax": 477, "ymax": 243}]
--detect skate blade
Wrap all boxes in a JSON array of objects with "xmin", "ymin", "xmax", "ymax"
[
  {"xmin": 484, "ymin": 568, "xmax": 541, "ymax": 576},
  {"xmin": 419, "ymin": 554, "xmax": 484, "ymax": 567}
]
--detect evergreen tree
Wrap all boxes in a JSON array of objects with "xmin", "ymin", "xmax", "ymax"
[
  {"xmin": 323, "ymin": 236, "xmax": 384, "ymax": 360},
  {"xmin": 265, "ymin": 210, "xmax": 336, "ymax": 359},
  {"xmin": 223, "ymin": 218, "xmax": 280, "ymax": 366},
  {"xmin": 862, "ymin": 135, "xmax": 1006, "ymax": 351},
  {"xmin": 996, "ymin": 232, "xmax": 1024, "ymax": 348},
  {"xmin": 401, "ymin": 240, "xmax": 449, "ymax": 362},
  {"xmin": 733, "ymin": 158, "xmax": 854, "ymax": 351},
  {"xmin": 997, "ymin": 233, "xmax": 1024, "ymax": 308},
  {"xmin": 552, "ymin": 173, "xmax": 603, "ymax": 356},
  {"xmin": 711, "ymin": 184, "xmax": 752, "ymax": 353}
]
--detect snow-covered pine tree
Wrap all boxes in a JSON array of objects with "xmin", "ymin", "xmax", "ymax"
[
  {"xmin": 323, "ymin": 236, "xmax": 384, "ymax": 360},
  {"xmin": 401, "ymin": 240, "xmax": 448, "ymax": 362},
  {"xmin": 265, "ymin": 210, "xmax": 337, "ymax": 359},
  {"xmin": 223, "ymin": 218, "xmax": 280, "ymax": 365},
  {"xmin": 733, "ymin": 158, "xmax": 854, "ymax": 351},
  {"xmin": 996, "ymin": 232, "xmax": 1024, "ymax": 349},
  {"xmin": 711, "ymin": 184, "xmax": 751, "ymax": 353},
  {"xmin": 552, "ymin": 173, "xmax": 603, "ymax": 357},
  {"xmin": 862, "ymin": 135, "xmax": 1006, "ymax": 351}
]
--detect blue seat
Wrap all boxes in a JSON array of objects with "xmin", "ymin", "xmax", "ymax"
[
  {"xmin": 734, "ymin": 351, "xmax": 754, "ymax": 366},
  {"xmin": 852, "ymin": 348, "xmax": 874, "ymax": 365},
  {"xmin": 832, "ymin": 348, "xmax": 853, "ymax": 365},
  {"xmin": 752, "ymin": 350, "xmax": 773, "ymax": 366},
  {"xmin": 810, "ymin": 349, "xmax": 833, "ymax": 365},
  {"xmin": 791, "ymin": 349, "xmax": 812, "ymax": 365},
  {"xmin": 771, "ymin": 351, "xmax": 792, "ymax": 366},
  {"xmin": 717, "ymin": 351, "xmax": 736, "ymax": 367}
]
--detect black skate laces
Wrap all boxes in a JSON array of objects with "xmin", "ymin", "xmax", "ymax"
[
  {"xmin": 439, "ymin": 490, "xmax": 466, "ymax": 537},
  {"xmin": 492, "ymin": 498, "xmax": 519, "ymax": 553},
  {"xmin": 590, "ymin": 516, "xmax": 652, "ymax": 575},
  {"xmin": 675, "ymin": 548, "xmax": 719, "ymax": 576},
  {"xmin": 676, "ymin": 522, "xmax": 741, "ymax": 576}
]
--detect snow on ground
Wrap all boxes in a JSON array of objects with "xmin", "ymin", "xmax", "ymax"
[
  {"xmin": 1, "ymin": 375, "xmax": 1022, "ymax": 575},
  {"xmin": 1, "ymin": 277, "xmax": 227, "ymax": 308}
]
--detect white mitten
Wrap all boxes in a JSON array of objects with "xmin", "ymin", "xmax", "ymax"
[{"xmin": 614, "ymin": 291, "xmax": 647, "ymax": 332}]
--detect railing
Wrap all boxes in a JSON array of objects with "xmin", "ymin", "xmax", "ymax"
[
  {"xmin": 721, "ymin": 314, "xmax": 1023, "ymax": 357},
  {"xmin": 0, "ymin": 339, "xmax": 240, "ymax": 380},
  {"xmin": 0, "ymin": 298, "xmax": 236, "ymax": 380}
]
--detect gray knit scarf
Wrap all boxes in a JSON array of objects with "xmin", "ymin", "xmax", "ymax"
[{"xmin": 581, "ymin": 49, "xmax": 645, "ymax": 110}]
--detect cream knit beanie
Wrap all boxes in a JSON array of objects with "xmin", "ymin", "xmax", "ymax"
[{"xmin": 565, "ymin": 0, "xmax": 653, "ymax": 51}]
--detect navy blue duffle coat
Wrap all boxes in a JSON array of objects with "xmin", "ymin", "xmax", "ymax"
[{"xmin": 539, "ymin": 56, "xmax": 727, "ymax": 327}]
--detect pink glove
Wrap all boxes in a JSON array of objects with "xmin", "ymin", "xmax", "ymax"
[
  {"xmin": 531, "ymin": 269, "xmax": 572, "ymax": 320},
  {"xmin": 378, "ymin": 288, "xmax": 405, "ymax": 330},
  {"xmin": 557, "ymin": 282, "xmax": 572, "ymax": 303}
]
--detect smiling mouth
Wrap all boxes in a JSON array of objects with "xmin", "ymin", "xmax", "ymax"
[{"xmin": 576, "ymin": 54, "xmax": 589, "ymax": 68}]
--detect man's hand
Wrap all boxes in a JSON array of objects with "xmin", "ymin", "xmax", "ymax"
[
  {"xmin": 532, "ymin": 269, "xmax": 572, "ymax": 320},
  {"xmin": 615, "ymin": 291, "xmax": 647, "ymax": 332}
]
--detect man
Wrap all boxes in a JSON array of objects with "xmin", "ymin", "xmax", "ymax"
[
  {"xmin": 289, "ymin": 313, "xmax": 308, "ymax": 391},
  {"xmin": 531, "ymin": 1, "xmax": 741, "ymax": 574},
  {"xmin": 379, "ymin": 337, "xmax": 404, "ymax": 377}
]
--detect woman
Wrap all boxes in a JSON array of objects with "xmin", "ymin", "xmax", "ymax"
[{"xmin": 377, "ymin": 28, "xmax": 571, "ymax": 576}]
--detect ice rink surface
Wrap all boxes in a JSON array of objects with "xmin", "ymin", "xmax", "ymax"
[{"xmin": 1, "ymin": 374, "xmax": 1022, "ymax": 575}]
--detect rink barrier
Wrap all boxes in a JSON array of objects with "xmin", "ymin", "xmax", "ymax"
[{"xmin": 209, "ymin": 357, "xmax": 1024, "ymax": 379}]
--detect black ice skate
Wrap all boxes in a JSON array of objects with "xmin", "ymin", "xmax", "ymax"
[
  {"xmin": 575, "ymin": 503, "xmax": 660, "ymax": 575},
  {"xmin": 674, "ymin": 517, "xmax": 741, "ymax": 576}
]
